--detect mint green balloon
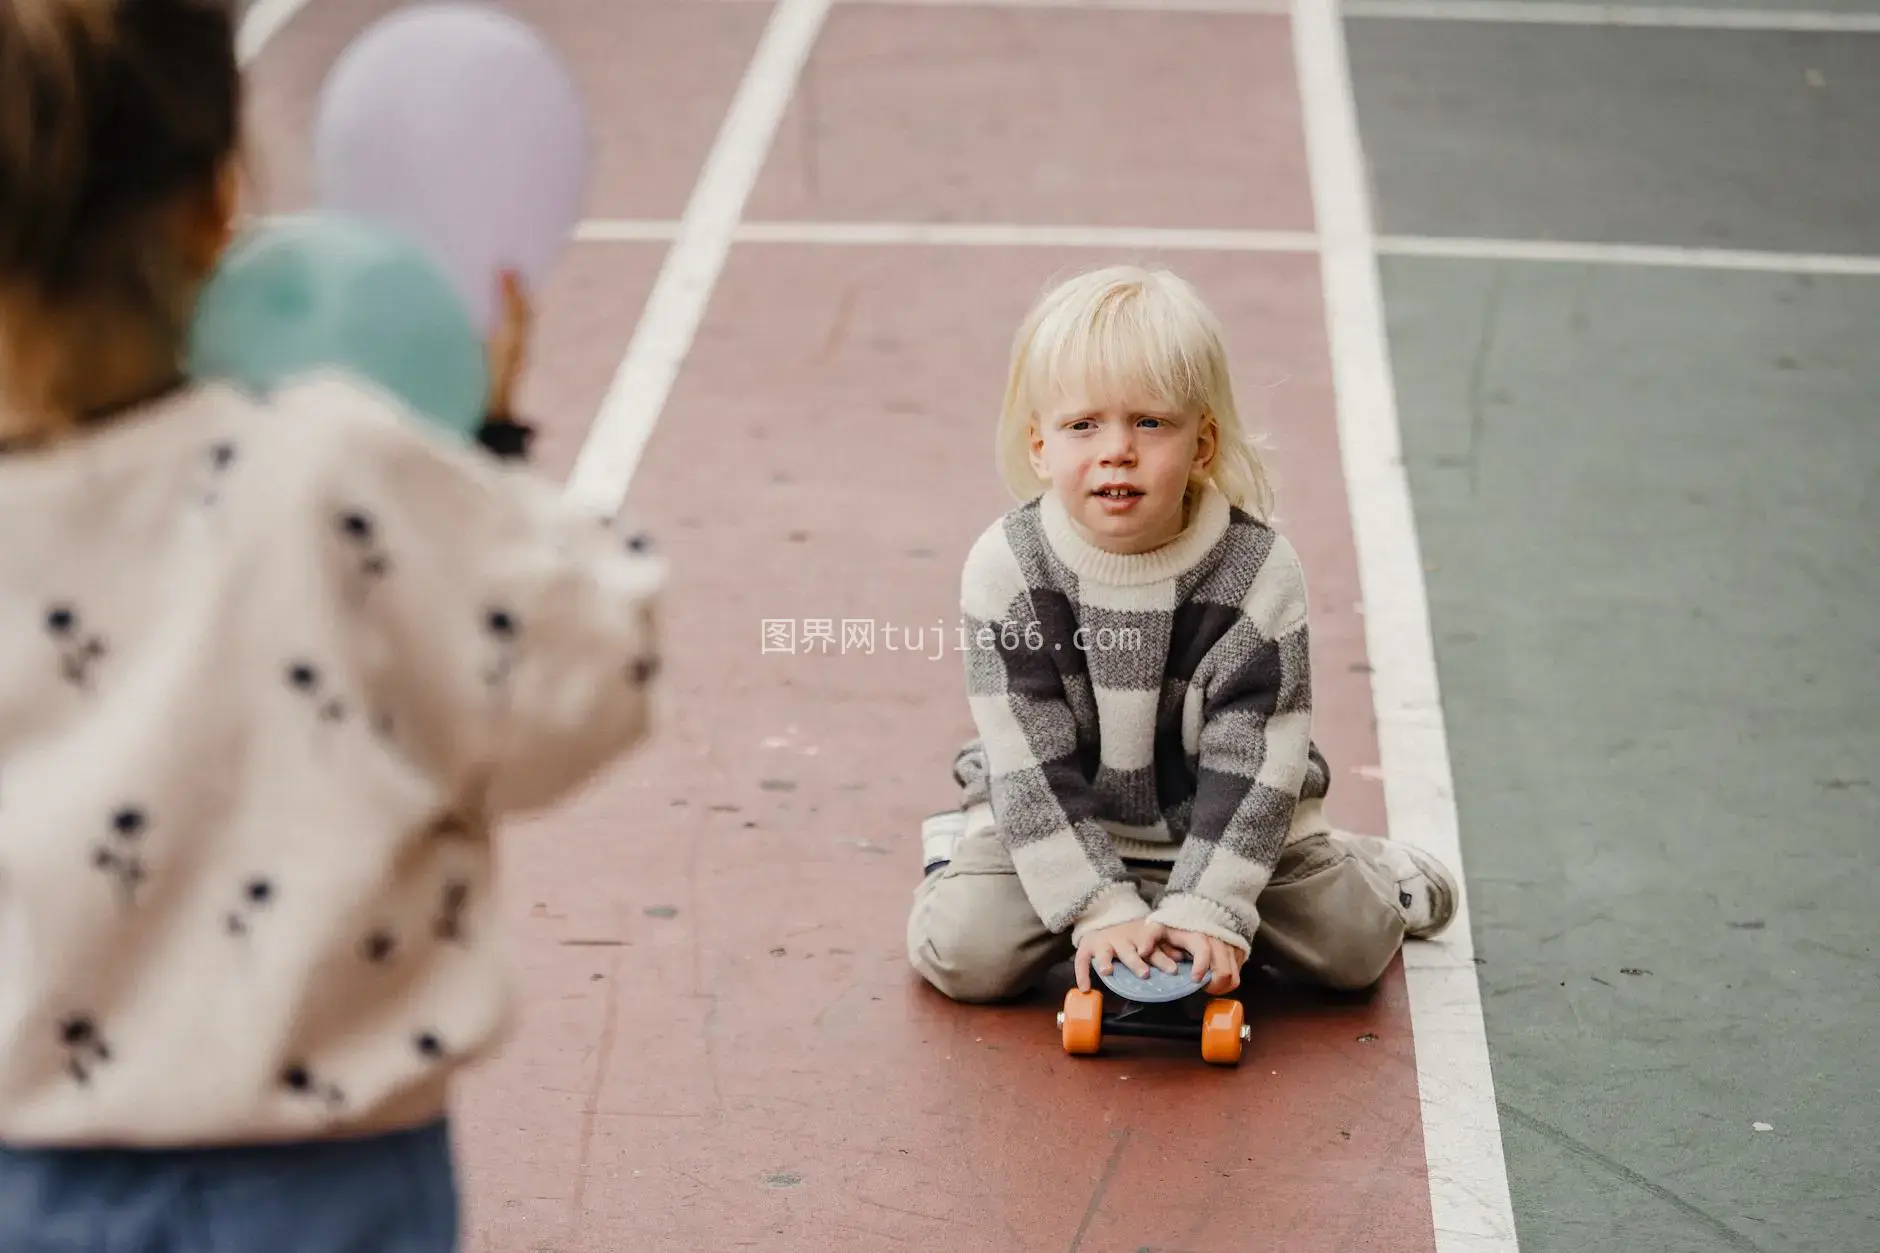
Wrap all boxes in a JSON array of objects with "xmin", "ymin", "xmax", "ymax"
[{"xmin": 188, "ymin": 212, "xmax": 487, "ymax": 439}]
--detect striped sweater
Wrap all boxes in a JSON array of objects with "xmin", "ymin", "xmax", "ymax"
[{"xmin": 954, "ymin": 482, "xmax": 1331, "ymax": 955}]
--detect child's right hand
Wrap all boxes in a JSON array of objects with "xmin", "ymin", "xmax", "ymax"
[{"xmin": 1074, "ymin": 919, "xmax": 1164, "ymax": 992}]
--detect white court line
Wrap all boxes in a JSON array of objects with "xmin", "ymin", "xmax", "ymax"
[
  {"xmin": 1292, "ymin": 0, "xmax": 1518, "ymax": 1250},
  {"xmin": 235, "ymin": 0, "xmax": 319, "ymax": 64},
  {"xmin": 573, "ymin": 218, "xmax": 1880, "ymax": 276},
  {"xmin": 777, "ymin": 0, "xmax": 1880, "ymax": 31},
  {"xmin": 576, "ymin": 219, "xmax": 1320, "ymax": 252},
  {"xmin": 1380, "ymin": 235, "xmax": 1880, "ymax": 277},
  {"xmin": 1341, "ymin": 0, "xmax": 1880, "ymax": 30},
  {"xmin": 562, "ymin": 0, "xmax": 833, "ymax": 513},
  {"xmin": 832, "ymin": 0, "xmax": 1292, "ymax": 11}
]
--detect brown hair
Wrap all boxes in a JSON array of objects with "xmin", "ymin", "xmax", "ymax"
[{"xmin": 0, "ymin": 0, "xmax": 239, "ymax": 445}]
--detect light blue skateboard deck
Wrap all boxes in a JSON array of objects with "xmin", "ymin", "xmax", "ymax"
[{"xmin": 1096, "ymin": 958, "xmax": 1201, "ymax": 1004}]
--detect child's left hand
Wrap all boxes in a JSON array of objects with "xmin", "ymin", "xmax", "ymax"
[
  {"xmin": 475, "ymin": 269, "xmax": 540, "ymax": 461},
  {"xmin": 1154, "ymin": 927, "xmax": 1246, "ymax": 995},
  {"xmin": 485, "ymin": 269, "xmax": 532, "ymax": 419}
]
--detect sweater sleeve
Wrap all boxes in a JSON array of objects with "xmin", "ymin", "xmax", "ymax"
[
  {"xmin": 959, "ymin": 524, "xmax": 1148, "ymax": 942},
  {"xmin": 277, "ymin": 375, "xmax": 664, "ymax": 818},
  {"xmin": 1150, "ymin": 533, "xmax": 1315, "ymax": 956}
]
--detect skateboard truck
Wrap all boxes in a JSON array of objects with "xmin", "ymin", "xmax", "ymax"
[{"xmin": 1057, "ymin": 959, "xmax": 1248, "ymax": 1065}]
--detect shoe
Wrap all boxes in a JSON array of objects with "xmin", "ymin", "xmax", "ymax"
[
  {"xmin": 1363, "ymin": 836, "xmax": 1457, "ymax": 938},
  {"xmin": 920, "ymin": 809, "xmax": 968, "ymax": 876}
]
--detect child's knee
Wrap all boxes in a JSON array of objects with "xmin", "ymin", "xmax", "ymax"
[
  {"xmin": 1257, "ymin": 836, "xmax": 1407, "ymax": 991},
  {"xmin": 1292, "ymin": 939, "xmax": 1398, "ymax": 992},
  {"xmin": 906, "ymin": 866, "xmax": 1056, "ymax": 1003},
  {"xmin": 909, "ymin": 929, "xmax": 1037, "ymax": 1003}
]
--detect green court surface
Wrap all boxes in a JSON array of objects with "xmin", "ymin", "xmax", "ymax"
[
  {"xmin": 1347, "ymin": 21, "xmax": 1880, "ymax": 255},
  {"xmin": 1358, "ymin": 0, "xmax": 1880, "ymax": 1234},
  {"xmin": 1383, "ymin": 258, "xmax": 1880, "ymax": 1252}
]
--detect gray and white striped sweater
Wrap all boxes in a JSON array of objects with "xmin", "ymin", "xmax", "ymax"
[{"xmin": 952, "ymin": 483, "xmax": 1331, "ymax": 954}]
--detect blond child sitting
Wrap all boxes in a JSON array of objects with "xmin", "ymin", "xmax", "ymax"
[{"xmin": 909, "ymin": 264, "xmax": 1456, "ymax": 1003}]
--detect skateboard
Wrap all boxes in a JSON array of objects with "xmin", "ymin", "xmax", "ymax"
[{"xmin": 1057, "ymin": 958, "xmax": 1248, "ymax": 1065}]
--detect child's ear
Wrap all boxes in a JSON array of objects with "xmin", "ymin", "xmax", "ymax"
[
  {"xmin": 1192, "ymin": 411, "xmax": 1218, "ymax": 473},
  {"xmin": 212, "ymin": 157, "xmax": 242, "ymax": 237},
  {"xmin": 181, "ymin": 158, "xmax": 242, "ymax": 274},
  {"xmin": 1026, "ymin": 420, "xmax": 1049, "ymax": 478}
]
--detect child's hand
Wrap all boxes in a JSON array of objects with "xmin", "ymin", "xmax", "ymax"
[
  {"xmin": 485, "ymin": 269, "xmax": 532, "ymax": 419},
  {"xmin": 1074, "ymin": 920, "xmax": 1162, "ymax": 992},
  {"xmin": 1157, "ymin": 927, "xmax": 1246, "ymax": 995}
]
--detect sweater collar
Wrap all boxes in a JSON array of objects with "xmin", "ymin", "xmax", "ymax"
[{"xmin": 1038, "ymin": 481, "xmax": 1231, "ymax": 586}]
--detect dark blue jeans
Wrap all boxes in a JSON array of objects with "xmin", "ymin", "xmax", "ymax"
[{"xmin": 0, "ymin": 1117, "xmax": 458, "ymax": 1252}]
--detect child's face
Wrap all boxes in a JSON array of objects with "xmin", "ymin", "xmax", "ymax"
[{"xmin": 1028, "ymin": 387, "xmax": 1215, "ymax": 554}]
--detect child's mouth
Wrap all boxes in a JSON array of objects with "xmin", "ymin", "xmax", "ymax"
[{"xmin": 1092, "ymin": 486, "xmax": 1144, "ymax": 513}]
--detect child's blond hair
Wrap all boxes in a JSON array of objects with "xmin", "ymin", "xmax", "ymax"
[{"xmin": 995, "ymin": 263, "xmax": 1273, "ymax": 522}]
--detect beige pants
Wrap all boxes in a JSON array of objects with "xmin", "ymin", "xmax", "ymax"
[{"xmin": 908, "ymin": 818, "xmax": 1408, "ymax": 1003}]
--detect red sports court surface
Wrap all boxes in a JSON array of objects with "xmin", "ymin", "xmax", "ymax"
[{"xmin": 245, "ymin": 1, "xmax": 1448, "ymax": 1248}]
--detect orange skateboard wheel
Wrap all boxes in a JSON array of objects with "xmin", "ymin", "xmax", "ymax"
[
  {"xmin": 1199, "ymin": 998, "xmax": 1245, "ymax": 1065},
  {"xmin": 1060, "ymin": 988, "xmax": 1102, "ymax": 1055}
]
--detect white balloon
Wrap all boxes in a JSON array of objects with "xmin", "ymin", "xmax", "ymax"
[{"xmin": 312, "ymin": 2, "xmax": 589, "ymax": 329}]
